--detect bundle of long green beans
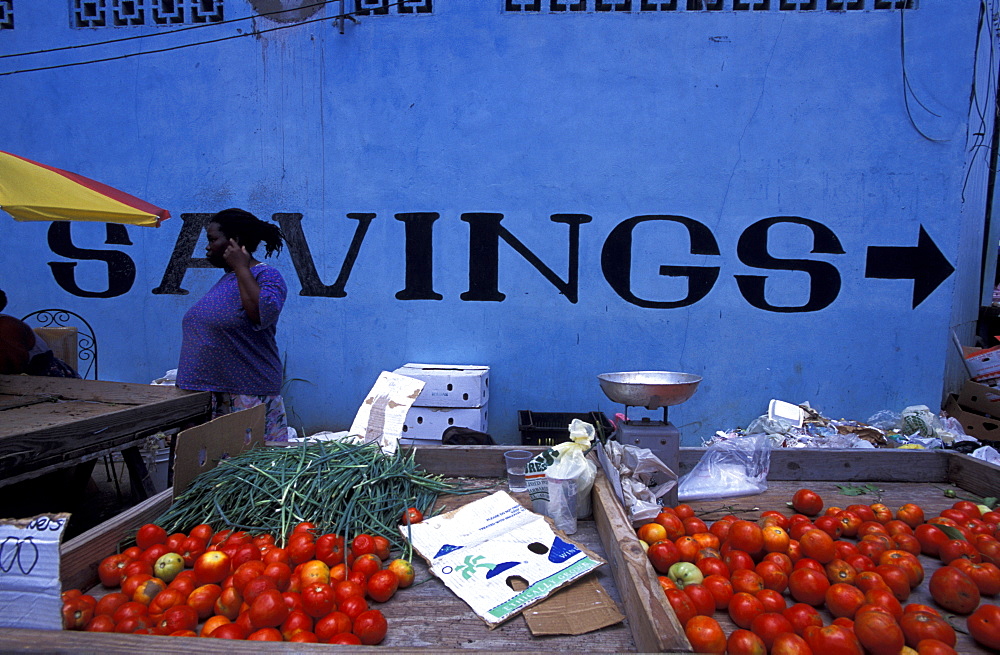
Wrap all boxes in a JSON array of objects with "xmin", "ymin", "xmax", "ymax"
[{"xmin": 153, "ymin": 440, "xmax": 457, "ymax": 550}]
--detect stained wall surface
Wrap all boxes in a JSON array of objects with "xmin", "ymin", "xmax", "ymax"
[{"xmin": 0, "ymin": 1, "xmax": 993, "ymax": 444}]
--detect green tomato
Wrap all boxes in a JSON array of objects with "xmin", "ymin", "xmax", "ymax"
[
  {"xmin": 667, "ymin": 562, "xmax": 704, "ymax": 589},
  {"xmin": 153, "ymin": 552, "xmax": 184, "ymax": 583},
  {"xmin": 978, "ymin": 504, "xmax": 992, "ymax": 516}
]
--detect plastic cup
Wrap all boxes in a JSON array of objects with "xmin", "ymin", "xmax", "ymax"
[{"xmin": 504, "ymin": 449, "xmax": 532, "ymax": 492}]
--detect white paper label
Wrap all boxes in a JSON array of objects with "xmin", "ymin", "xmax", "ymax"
[{"xmin": 0, "ymin": 513, "xmax": 69, "ymax": 630}]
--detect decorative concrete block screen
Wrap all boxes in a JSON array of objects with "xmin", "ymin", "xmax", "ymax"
[{"xmin": 71, "ymin": 0, "xmax": 224, "ymax": 28}]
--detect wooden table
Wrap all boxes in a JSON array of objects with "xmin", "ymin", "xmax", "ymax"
[
  {"xmin": 0, "ymin": 445, "xmax": 997, "ymax": 652},
  {"xmin": 0, "ymin": 375, "xmax": 211, "ymax": 500}
]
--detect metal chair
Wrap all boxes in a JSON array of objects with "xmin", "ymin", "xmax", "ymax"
[
  {"xmin": 20, "ymin": 309, "xmax": 123, "ymax": 497},
  {"xmin": 20, "ymin": 308, "xmax": 98, "ymax": 379}
]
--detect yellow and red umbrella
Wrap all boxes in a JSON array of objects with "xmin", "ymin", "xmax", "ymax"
[{"xmin": 0, "ymin": 151, "xmax": 170, "ymax": 227}]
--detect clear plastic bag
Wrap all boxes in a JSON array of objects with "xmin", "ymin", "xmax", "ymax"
[
  {"xmin": 678, "ymin": 434, "xmax": 771, "ymax": 501},
  {"xmin": 529, "ymin": 419, "xmax": 597, "ymax": 518}
]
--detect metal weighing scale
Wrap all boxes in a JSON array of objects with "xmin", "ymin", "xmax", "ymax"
[{"xmin": 598, "ymin": 371, "xmax": 702, "ymax": 506}]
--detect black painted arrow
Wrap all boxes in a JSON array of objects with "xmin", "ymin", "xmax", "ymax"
[{"xmin": 865, "ymin": 225, "xmax": 955, "ymax": 309}]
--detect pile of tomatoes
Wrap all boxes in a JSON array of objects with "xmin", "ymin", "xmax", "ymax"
[
  {"xmin": 636, "ymin": 489, "xmax": 1000, "ymax": 654},
  {"xmin": 60, "ymin": 512, "xmax": 423, "ymax": 643}
]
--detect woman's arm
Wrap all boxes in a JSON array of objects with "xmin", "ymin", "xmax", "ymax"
[{"xmin": 224, "ymin": 239, "xmax": 262, "ymax": 324}]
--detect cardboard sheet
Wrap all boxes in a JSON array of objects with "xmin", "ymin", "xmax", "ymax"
[
  {"xmin": 405, "ymin": 490, "xmax": 605, "ymax": 628},
  {"xmin": 519, "ymin": 573, "xmax": 625, "ymax": 636},
  {"xmin": 172, "ymin": 404, "xmax": 265, "ymax": 497}
]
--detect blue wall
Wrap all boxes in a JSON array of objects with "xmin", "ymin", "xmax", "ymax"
[{"xmin": 0, "ymin": 1, "xmax": 993, "ymax": 444}]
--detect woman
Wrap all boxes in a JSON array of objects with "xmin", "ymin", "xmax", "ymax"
[{"xmin": 176, "ymin": 209, "xmax": 290, "ymax": 441}]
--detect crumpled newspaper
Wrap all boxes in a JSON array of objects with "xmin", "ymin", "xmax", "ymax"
[
  {"xmin": 972, "ymin": 445, "xmax": 1000, "ymax": 465},
  {"xmin": 596, "ymin": 439, "xmax": 677, "ymax": 525}
]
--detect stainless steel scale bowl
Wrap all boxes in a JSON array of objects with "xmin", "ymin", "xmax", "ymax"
[{"xmin": 598, "ymin": 371, "xmax": 702, "ymax": 506}]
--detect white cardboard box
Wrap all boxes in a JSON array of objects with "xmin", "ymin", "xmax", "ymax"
[
  {"xmin": 401, "ymin": 405, "xmax": 488, "ymax": 440},
  {"xmin": 394, "ymin": 363, "xmax": 489, "ymax": 408}
]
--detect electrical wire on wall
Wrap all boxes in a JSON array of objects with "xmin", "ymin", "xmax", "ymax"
[
  {"xmin": 899, "ymin": 3, "xmax": 947, "ymax": 144},
  {"xmin": 962, "ymin": 0, "xmax": 1000, "ymax": 204},
  {"xmin": 0, "ymin": 0, "xmax": 414, "ymax": 77}
]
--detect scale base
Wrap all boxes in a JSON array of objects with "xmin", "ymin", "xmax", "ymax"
[{"xmin": 616, "ymin": 419, "xmax": 681, "ymax": 507}]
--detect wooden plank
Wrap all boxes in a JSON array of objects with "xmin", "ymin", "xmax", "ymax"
[
  {"xmin": 679, "ymin": 447, "xmax": 951, "ymax": 482},
  {"xmin": 412, "ymin": 444, "xmax": 549, "ymax": 477},
  {"xmin": 947, "ymin": 451, "xmax": 1000, "ymax": 499},
  {"xmin": 0, "ymin": 391, "xmax": 210, "ymax": 480},
  {"xmin": 59, "ymin": 489, "xmax": 173, "ymax": 591},
  {"xmin": 0, "ymin": 393, "xmax": 50, "ymax": 411},
  {"xmin": 592, "ymin": 469, "xmax": 690, "ymax": 653},
  {"xmin": 0, "ymin": 374, "xmax": 203, "ymax": 406}
]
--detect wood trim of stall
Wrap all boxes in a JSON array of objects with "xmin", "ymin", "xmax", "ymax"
[{"xmin": 592, "ymin": 470, "xmax": 689, "ymax": 653}]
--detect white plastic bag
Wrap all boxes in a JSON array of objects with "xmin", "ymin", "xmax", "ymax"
[
  {"xmin": 527, "ymin": 419, "xmax": 598, "ymax": 518},
  {"xmin": 678, "ymin": 434, "xmax": 771, "ymax": 501}
]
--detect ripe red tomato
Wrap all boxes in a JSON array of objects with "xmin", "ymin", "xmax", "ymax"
[
  {"xmin": 915, "ymin": 524, "xmax": 950, "ymax": 557},
  {"xmin": 791, "ymin": 489, "xmax": 824, "ymax": 516},
  {"xmin": 899, "ymin": 610, "xmax": 957, "ymax": 648},
  {"xmin": 697, "ymin": 556, "xmax": 729, "ymax": 579},
  {"xmin": 287, "ymin": 533, "xmax": 317, "ymax": 565},
  {"xmin": 211, "ymin": 622, "xmax": 248, "ymax": 639},
  {"xmin": 249, "ymin": 588, "xmax": 290, "ymax": 629},
  {"xmin": 865, "ymin": 586, "xmax": 903, "ymax": 620},
  {"xmin": 873, "ymin": 564, "xmax": 912, "ymax": 602},
  {"xmin": 726, "ymin": 628, "xmax": 766, "ymax": 655},
  {"xmin": 755, "ymin": 561, "xmax": 788, "ymax": 593},
  {"xmin": 187, "ymin": 583, "xmax": 222, "ymax": 620},
  {"xmin": 84, "ymin": 615, "xmax": 116, "ymax": 632},
  {"xmin": 402, "ymin": 507, "xmax": 424, "ymax": 524},
  {"xmin": 367, "ymin": 569, "xmax": 399, "ymax": 603},
  {"xmin": 314, "ymin": 610, "xmax": 352, "ymax": 642},
  {"xmin": 193, "ymin": 550, "xmax": 231, "ymax": 585},
  {"xmin": 825, "ymin": 582, "xmax": 866, "ymax": 619},
  {"xmin": 94, "ymin": 592, "xmax": 129, "ymax": 618},
  {"xmin": 655, "ymin": 511, "xmax": 686, "ymax": 540},
  {"xmin": 788, "ymin": 567, "xmax": 830, "ymax": 606},
  {"xmin": 61, "ymin": 596, "xmax": 95, "ymax": 630},
  {"xmin": 663, "ymin": 588, "xmax": 696, "ymax": 626},
  {"xmin": 135, "ymin": 524, "xmax": 168, "ymax": 551},
  {"xmin": 825, "ymin": 558, "xmax": 857, "ymax": 585},
  {"xmin": 301, "ymin": 582, "xmax": 336, "ymax": 618},
  {"xmin": 731, "ymin": 568, "xmax": 765, "ymax": 594},
  {"xmin": 98, "ymin": 553, "xmax": 131, "ymax": 588},
  {"xmin": 339, "ymin": 595, "xmax": 369, "ymax": 622},
  {"xmin": 896, "ymin": 503, "xmax": 925, "ymax": 529},
  {"xmin": 647, "ymin": 540, "xmax": 681, "ymax": 574},
  {"xmin": 684, "ymin": 615, "xmax": 726, "ymax": 653},
  {"xmin": 728, "ymin": 520, "xmax": 765, "ymax": 556},
  {"xmin": 701, "ymin": 574, "xmax": 734, "ymax": 611},
  {"xmin": 750, "ymin": 612, "xmax": 795, "ymax": 651},
  {"xmin": 292, "ymin": 522, "xmax": 317, "ymax": 536},
  {"xmin": 798, "ymin": 528, "xmax": 836, "ymax": 563},
  {"xmin": 353, "ymin": 608, "xmax": 388, "ymax": 645},
  {"xmin": 814, "ymin": 515, "xmax": 843, "ymax": 539},
  {"xmin": 315, "ymin": 534, "xmax": 346, "ymax": 566},
  {"xmin": 158, "ymin": 604, "xmax": 198, "ymax": 633},
  {"xmin": 728, "ymin": 591, "xmax": 765, "ymax": 629},
  {"xmin": 723, "ymin": 549, "xmax": 756, "ymax": 573},
  {"xmin": 682, "ymin": 583, "xmax": 715, "ymax": 616},
  {"xmin": 351, "ymin": 533, "xmax": 376, "ymax": 557},
  {"xmin": 967, "ymin": 603, "xmax": 1000, "ymax": 651},
  {"xmin": 854, "ymin": 608, "xmax": 905, "ymax": 655},
  {"xmin": 803, "ymin": 623, "xmax": 864, "ymax": 655},
  {"xmin": 951, "ymin": 558, "xmax": 1000, "ymax": 595},
  {"xmin": 279, "ymin": 609, "xmax": 314, "ymax": 641},
  {"xmin": 770, "ymin": 631, "xmax": 812, "ymax": 655},
  {"xmin": 879, "ymin": 550, "xmax": 924, "ymax": 587},
  {"xmin": 940, "ymin": 537, "xmax": 982, "ymax": 565},
  {"xmin": 782, "ymin": 602, "xmax": 823, "ymax": 635},
  {"xmin": 929, "ymin": 565, "xmax": 981, "ymax": 615},
  {"xmin": 754, "ymin": 588, "xmax": 786, "ymax": 614}
]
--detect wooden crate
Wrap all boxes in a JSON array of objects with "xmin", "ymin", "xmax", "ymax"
[
  {"xmin": 1, "ymin": 445, "xmax": 998, "ymax": 652},
  {"xmin": 598, "ymin": 446, "xmax": 1000, "ymax": 653}
]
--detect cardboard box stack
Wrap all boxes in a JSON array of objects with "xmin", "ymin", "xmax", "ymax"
[
  {"xmin": 392, "ymin": 364, "xmax": 489, "ymax": 447},
  {"xmin": 944, "ymin": 346, "xmax": 1000, "ymax": 442}
]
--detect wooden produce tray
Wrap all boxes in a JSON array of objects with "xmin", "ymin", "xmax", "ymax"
[
  {"xmin": 0, "ymin": 445, "xmax": 636, "ymax": 653},
  {"xmin": 596, "ymin": 446, "xmax": 1000, "ymax": 654}
]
